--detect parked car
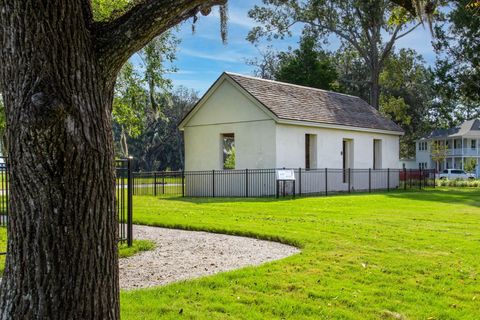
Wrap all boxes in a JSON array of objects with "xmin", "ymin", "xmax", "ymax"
[{"xmin": 438, "ymin": 169, "xmax": 476, "ymax": 180}]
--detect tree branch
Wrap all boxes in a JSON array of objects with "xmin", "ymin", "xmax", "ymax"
[
  {"xmin": 304, "ymin": 20, "xmax": 370, "ymax": 65},
  {"xmin": 395, "ymin": 21, "xmax": 422, "ymax": 40},
  {"xmin": 94, "ymin": 0, "xmax": 227, "ymax": 73},
  {"xmin": 379, "ymin": 24, "xmax": 403, "ymax": 65}
]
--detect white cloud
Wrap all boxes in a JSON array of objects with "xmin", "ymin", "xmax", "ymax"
[{"xmin": 179, "ymin": 48, "xmax": 251, "ymax": 63}]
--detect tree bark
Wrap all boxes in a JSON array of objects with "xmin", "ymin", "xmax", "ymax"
[
  {"xmin": 0, "ymin": 1, "xmax": 226, "ymax": 318},
  {"xmin": 370, "ymin": 68, "xmax": 381, "ymax": 110},
  {"xmin": 0, "ymin": 1, "xmax": 119, "ymax": 319}
]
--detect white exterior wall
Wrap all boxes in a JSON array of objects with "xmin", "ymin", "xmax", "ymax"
[
  {"xmin": 415, "ymin": 141, "xmax": 432, "ymax": 168},
  {"xmin": 400, "ymin": 159, "xmax": 417, "ymax": 169},
  {"xmin": 184, "ymin": 121, "xmax": 276, "ymax": 171},
  {"xmin": 184, "ymin": 80, "xmax": 276, "ymax": 171},
  {"xmin": 275, "ymin": 124, "xmax": 400, "ymax": 169}
]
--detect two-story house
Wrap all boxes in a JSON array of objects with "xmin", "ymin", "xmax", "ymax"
[{"xmin": 415, "ymin": 119, "xmax": 480, "ymax": 175}]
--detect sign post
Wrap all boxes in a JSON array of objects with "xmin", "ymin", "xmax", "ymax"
[{"xmin": 276, "ymin": 169, "xmax": 296, "ymax": 198}]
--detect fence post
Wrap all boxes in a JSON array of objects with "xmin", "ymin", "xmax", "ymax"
[
  {"xmin": 212, "ymin": 170, "xmax": 215, "ymax": 198},
  {"xmin": 154, "ymin": 172, "xmax": 157, "ymax": 196},
  {"xmin": 433, "ymin": 168, "xmax": 436, "ymax": 188},
  {"xmin": 420, "ymin": 167, "xmax": 423, "ymax": 190},
  {"xmin": 127, "ymin": 157, "xmax": 133, "ymax": 247},
  {"xmin": 369, "ymin": 168, "xmax": 371, "ymax": 193},
  {"xmin": 182, "ymin": 170, "xmax": 185, "ymax": 197},
  {"xmin": 276, "ymin": 179, "xmax": 279, "ymax": 199},
  {"xmin": 409, "ymin": 169, "xmax": 412, "ymax": 189},
  {"xmin": 348, "ymin": 168, "xmax": 351, "ymax": 193},
  {"xmin": 404, "ymin": 167, "xmax": 407, "ymax": 191},
  {"xmin": 162, "ymin": 172, "xmax": 165, "ymax": 195},
  {"xmin": 418, "ymin": 164, "xmax": 422, "ymax": 190},
  {"xmin": 387, "ymin": 168, "xmax": 390, "ymax": 192},
  {"xmin": 325, "ymin": 168, "xmax": 328, "ymax": 196},
  {"xmin": 132, "ymin": 172, "xmax": 135, "ymax": 196},
  {"xmin": 245, "ymin": 168, "xmax": 249, "ymax": 198},
  {"xmin": 298, "ymin": 168, "xmax": 302, "ymax": 197}
]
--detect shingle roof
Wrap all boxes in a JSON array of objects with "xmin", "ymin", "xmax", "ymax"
[
  {"xmin": 226, "ymin": 73, "xmax": 404, "ymax": 133},
  {"xmin": 422, "ymin": 119, "xmax": 480, "ymax": 139}
]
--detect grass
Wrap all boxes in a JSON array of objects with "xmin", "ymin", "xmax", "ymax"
[
  {"xmin": 0, "ymin": 229, "xmax": 155, "ymax": 273},
  {"xmin": 120, "ymin": 188, "xmax": 480, "ymax": 319},
  {"xmin": 119, "ymin": 240, "xmax": 156, "ymax": 258}
]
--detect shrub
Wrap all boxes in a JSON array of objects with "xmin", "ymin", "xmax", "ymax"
[{"xmin": 436, "ymin": 178, "xmax": 480, "ymax": 188}]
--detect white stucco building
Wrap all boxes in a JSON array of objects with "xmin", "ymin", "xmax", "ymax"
[
  {"xmin": 179, "ymin": 73, "xmax": 403, "ymax": 173},
  {"xmin": 415, "ymin": 119, "xmax": 480, "ymax": 175}
]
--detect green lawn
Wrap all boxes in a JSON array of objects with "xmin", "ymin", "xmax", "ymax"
[
  {"xmin": 121, "ymin": 189, "xmax": 480, "ymax": 319},
  {"xmin": 0, "ymin": 189, "xmax": 478, "ymax": 318}
]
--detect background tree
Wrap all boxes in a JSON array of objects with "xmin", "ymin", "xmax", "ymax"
[
  {"xmin": 430, "ymin": 141, "xmax": 448, "ymax": 171},
  {"xmin": 248, "ymin": 36, "xmax": 338, "ymax": 90},
  {"xmin": 248, "ymin": 0, "xmax": 423, "ymax": 109},
  {"xmin": 274, "ymin": 37, "xmax": 338, "ymax": 90},
  {"xmin": 464, "ymin": 158, "xmax": 478, "ymax": 174},
  {"xmin": 0, "ymin": 1, "xmax": 227, "ymax": 319},
  {"xmin": 246, "ymin": 46, "xmax": 281, "ymax": 80},
  {"xmin": 113, "ymin": 62, "xmax": 148, "ymax": 156},
  {"xmin": 127, "ymin": 87, "xmax": 199, "ymax": 171},
  {"xmin": 432, "ymin": 0, "xmax": 480, "ymax": 124},
  {"xmin": 333, "ymin": 50, "xmax": 371, "ymax": 102},
  {"xmin": 379, "ymin": 49, "xmax": 435, "ymax": 157},
  {"xmin": 223, "ymin": 146, "xmax": 236, "ymax": 169},
  {"xmin": 113, "ymin": 32, "xmax": 179, "ymax": 158}
]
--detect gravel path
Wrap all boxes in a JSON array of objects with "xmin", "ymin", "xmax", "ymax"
[{"xmin": 119, "ymin": 225, "xmax": 300, "ymax": 290}]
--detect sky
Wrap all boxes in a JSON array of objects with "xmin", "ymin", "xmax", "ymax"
[{"xmin": 165, "ymin": 0, "xmax": 438, "ymax": 95}]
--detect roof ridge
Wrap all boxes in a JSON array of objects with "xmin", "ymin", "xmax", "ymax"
[{"xmin": 225, "ymin": 72, "xmax": 361, "ymax": 100}]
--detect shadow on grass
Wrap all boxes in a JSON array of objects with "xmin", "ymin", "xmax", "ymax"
[
  {"xmin": 153, "ymin": 188, "xmax": 480, "ymax": 207},
  {"xmin": 157, "ymin": 196, "xmax": 295, "ymax": 204},
  {"xmin": 384, "ymin": 188, "xmax": 480, "ymax": 208}
]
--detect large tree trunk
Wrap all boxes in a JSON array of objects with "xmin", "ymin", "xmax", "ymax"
[
  {"xmin": 0, "ymin": 1, "xmax": 119, "ymax": 318},
  {"xmin": 0, "ymin": 0, "xmax": 226, "ymax": 318}
]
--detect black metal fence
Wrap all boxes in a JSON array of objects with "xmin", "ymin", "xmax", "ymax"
[
  {"xmin": 133, "ymin": 168, "xmax": 436, "ymax": 198},
  {"xmin": 0, "ymin": 157, "xmax": 8, "ymax": 230},
  {"xmin": 0, "ymin": 157, "xmax": 133, "ymax": 256},
  {"xmin": 116, "ymin": 158, "xmax": 133, "ymax": 246}
]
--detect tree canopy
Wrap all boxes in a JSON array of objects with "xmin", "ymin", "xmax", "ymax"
[
  {"xmin": 248, "ymin": 0, "xmax": 422, "ymax": 109},
  {"xmin": 274, "ymin": 37, "xmax": 338, "ymax": 90},
  {"xmin": 433, "ymin": 0, "xmax": 480, "ymax": 124}
]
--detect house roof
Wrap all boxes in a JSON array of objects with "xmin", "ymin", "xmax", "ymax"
[
  {"xmin": 226, "ymin": 73, "xmax": 403, "ymax": 133},
  {"xmin": 180, "ymin": 72, "xmax": 404, "ymax": 134},
  {"xmin": 421, "ymin": 119, "xmax": 480, "ymax": 139}
]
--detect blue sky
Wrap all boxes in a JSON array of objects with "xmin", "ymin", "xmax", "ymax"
[{"xmin": 166, "ymin": 0, "xmax": 437, "ymax": 95}]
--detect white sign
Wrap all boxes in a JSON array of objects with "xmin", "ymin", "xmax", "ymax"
[{"xmin": 276, "ymin": 169, "xmax": 295, "ymax": 180}]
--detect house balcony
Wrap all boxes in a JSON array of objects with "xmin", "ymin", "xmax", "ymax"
[{"xmin": 446, "ymin": 148, "xmax": 480, "ymax": 156}]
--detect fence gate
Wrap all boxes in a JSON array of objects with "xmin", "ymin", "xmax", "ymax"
[
  {"xmin": 0, "ymin": 157, "xmax": 8, "ymax": 255},
  {"xmin": 0, "ymin": 157, "xmax": 133, "ymax": 257},
  {"xmin": 116, "ymin": 158, "xmax": 133, "ymax": 247}
]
